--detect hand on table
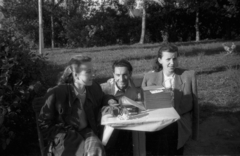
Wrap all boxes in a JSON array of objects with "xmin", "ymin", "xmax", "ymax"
[{"xmin": 102, "ymin": 99, "xmax": 120, "ymax": 116}]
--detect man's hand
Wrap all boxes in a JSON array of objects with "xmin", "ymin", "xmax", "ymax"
[
  {"xmin": 107, "ymin": 99, "xmax": 119, "ymax": 107},
  {"xmin": 101, "ymin": 99, "xmax": 121, "ymax": 116}
]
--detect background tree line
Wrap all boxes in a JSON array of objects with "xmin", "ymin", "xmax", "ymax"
[{"xmin": 0, "ymin": 0, "xmax": 239, "ymax": 48}]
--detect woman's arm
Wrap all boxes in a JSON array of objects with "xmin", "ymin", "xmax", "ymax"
[
  {"xmin": 191, "ymin": 71, "xmax": 199, "ymax": 140},
  {"xmin": 38, "ymin": 88, "xmax": 66, "ymax": 141}
]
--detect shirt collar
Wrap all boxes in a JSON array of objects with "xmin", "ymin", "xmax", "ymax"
[
  {"xmin": 163, "ymin": 73, "xmax": 175, "ymax": 80},
  {"xmin": 114, "ymin": 80, "xmax": 132, "ymax": 95},
  {"xmin": 73, "ymin": 84, "xmax": 86, "ymax": 96}
]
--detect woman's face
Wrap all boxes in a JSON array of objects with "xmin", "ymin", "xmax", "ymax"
[
  {"xmin": 158, "ymin": 51, "xmax": 178, "ymax": 74},
  {"xmin": 74, "ymin": 62, "xmax": 95, "ymax": 86}
]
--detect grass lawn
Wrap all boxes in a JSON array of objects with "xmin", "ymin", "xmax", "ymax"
[
  {"xmin": 42, "ymin": 40, "xmax": 240, "ymax": 109},
  {"xmin": 35, "ymin": 40, "xmax": 240, "ymax": 155}
]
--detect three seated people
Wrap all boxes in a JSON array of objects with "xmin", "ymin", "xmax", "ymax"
[{"xmin": 38, "ymin": 43, "xmax": 198, "ymax": 156}]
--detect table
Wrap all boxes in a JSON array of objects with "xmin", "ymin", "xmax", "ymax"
[{"xmin": 101, "ymin": 107, "xmax": 180, "ymax": 156}]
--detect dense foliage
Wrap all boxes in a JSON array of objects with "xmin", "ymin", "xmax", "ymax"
[
  {"xmin": 0, "ymin": 30, "xmax": 47, "ymax": 155},
  {"xmin": 0, "ymin": 0, "xmax": 239, "ymax": 48}
]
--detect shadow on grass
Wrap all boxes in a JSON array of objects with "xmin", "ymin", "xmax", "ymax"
[
  {"xmin": 199, "ymin": 101, "xmax": 240, "ymax": 124},
  {"xmin": 59, "ymin": 39, "xmax": 240, "ymax": 54},
  {"xmin": 182, "ymin": 45, "xmax": 240, "ymax": 57},
  {"xmin": 181, "ymin": 46, "xmax": 223, "ymax": 57},
  {"xmin": 196, "ymin": 64, "xmax": 240, "ymax": 75},
  {"xmin": 117, "ymin": 45, "xmax": 240, "ymax": 63}
]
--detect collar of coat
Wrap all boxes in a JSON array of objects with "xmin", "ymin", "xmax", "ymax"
[{"xmin": 67, "ymin": 83, "xmax": 95, "ymax": 108}]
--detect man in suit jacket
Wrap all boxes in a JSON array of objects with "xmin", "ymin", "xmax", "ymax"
[
  {"xmin": 142, "ymin": 43, "xmax": 199, "ymax": 155},
  {"xmin": 101, "ymin": 59, "xmax": 145, "ymax": 156}
]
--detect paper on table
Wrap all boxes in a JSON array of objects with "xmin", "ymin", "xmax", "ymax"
[
  {"xmin": 119, "ymin": 96, "xmax": 146, "ymax": 111},
  {"xmin": 142, "ymin": 86, "xmax": 166, "ymax": 94},
  {"xmin": 142, "ymin": 85, "xmax": 165, "ymax": 91},
  {"xmin": 149, "ymin": 89, "xmax": 164, "ymax": 94}
]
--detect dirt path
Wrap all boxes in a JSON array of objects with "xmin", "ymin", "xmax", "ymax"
[{"xmin": 185, "ymin": 115, "xmax": 240, "ymax": 155}]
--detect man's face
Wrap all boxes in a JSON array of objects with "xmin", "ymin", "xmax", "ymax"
[
  {"xmin": 113, "ymin": 66, "xmax": 131, "ymax": 90},
  {"xmin": 158, "ymin": 51, "xmax": 178, "ymax": 75}
]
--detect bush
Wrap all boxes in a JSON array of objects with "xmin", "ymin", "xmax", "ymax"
[{"xmin": 0, "ymin": 30, "xmax": 47, "ymax": 155}]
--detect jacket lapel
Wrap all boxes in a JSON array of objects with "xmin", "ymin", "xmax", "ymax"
[
  {"xmin": 111, "ymin": 81, "xmax": 115, "ymax": 95},
  {"xmin": 68, "ymin": 84, "xmax": 78, "ymax": 107},
  {"xmin": 174, "ymin": 69, "xmax": 184, "ymax": 109},
  {"xmin": 156, "ymin": 70, "xmax": 164, "ymax": 86},
  {"xmin": 84, "ymin": 87, "xmax": 98, "ymax": 133}
]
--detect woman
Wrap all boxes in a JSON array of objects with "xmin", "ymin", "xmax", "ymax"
[
  {"xmin": 142, "ymin": 43, "xmax": 199, "ymax": 155},
  {"xmin": 38, "ymin": 55, "xmax": 118, "ymax": 156}
]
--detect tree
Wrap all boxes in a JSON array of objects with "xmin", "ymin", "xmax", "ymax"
[
  {"xmin": 39, "ymin": 0, "xmax": 44, "ymax": 54},
  {"xmin": 0, "ymin": 30, "xmax": 47, "ymax": 155},
  {"xmin": 1, "ymin": 0, "xmax": 39, "ymax": 46},
  {"xmin": 50, "ymin": 0, "xmax": 65, "ymax": 48},
  {"xmin": 120, "ymin": 0, "xmax": 165, "ymax": 44},
  {"xmin": 43, "ymin": 0, "xmax": 65, "ymax": 48}
]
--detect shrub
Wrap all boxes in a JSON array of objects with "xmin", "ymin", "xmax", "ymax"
[{"xmin": 0, "ymin": 30, "xmax": 47, "ymax": 155}]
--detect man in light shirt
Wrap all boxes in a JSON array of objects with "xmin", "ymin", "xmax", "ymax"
[
  {"xmin": 101, "ymin": 59, "xmax": 138, "ymax": 101},
  {"xmin": 101, "ymin": 59, "xmax": 144, "ymax": 155}
]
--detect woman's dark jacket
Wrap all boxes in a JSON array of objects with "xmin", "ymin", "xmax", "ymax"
[{"xmin": 38, "ymin": 81, "xmax": 115, "ymax": 144}]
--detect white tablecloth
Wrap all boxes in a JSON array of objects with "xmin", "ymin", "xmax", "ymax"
[{"xmin": 101, "ymin": 107, "xmax": 180, "ymax": 145}]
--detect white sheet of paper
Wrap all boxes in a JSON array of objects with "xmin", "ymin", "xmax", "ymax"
[{"xmin": 149, "ymin": 89, "xmax": 164, "ymax": 94}]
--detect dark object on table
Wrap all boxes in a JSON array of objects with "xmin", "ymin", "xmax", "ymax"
[
  {"xmin": 142, "ymin": 86, "xmax": 174, "ymax": 109},
  {"xmin": 124, "ymin": 105, "xmax": 139, "ymax": 115}
]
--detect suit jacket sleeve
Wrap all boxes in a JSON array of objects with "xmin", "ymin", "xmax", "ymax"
[
  {"xmin": 192, "ymin": 71, "xmax": 199, "ymax": 140},
  {"xmin": 38, "ymin": 88, "xmax": 66, "ymax": 141},
  {"xmin": 141, "ymin": 73, "xmax": 148, "ymax": 88},
  {"xmin": 96, "ymin": 82, "xmax": 117, "ymax": 107},
  {"xmin": 100, "ymin": 81, "xmax": 111, "ymax": 95}
]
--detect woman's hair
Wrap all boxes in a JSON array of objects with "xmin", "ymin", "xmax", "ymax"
[
  {"xmin": 152, "ymin": 43, "xmax": 178, "ymax": 72},
  {"xmin": 58, "ymin": 55, "xmax": 92, "ymax": 85}
]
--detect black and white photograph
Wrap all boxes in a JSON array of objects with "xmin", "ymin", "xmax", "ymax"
[{"xmin": 0, "ymin": 0, "xmax": 240, "ymax": 155}]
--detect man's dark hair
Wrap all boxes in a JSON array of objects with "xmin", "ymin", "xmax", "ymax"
[{"xmin": 112, "ymin": 59, "xmax": 133, "ymax": 73}]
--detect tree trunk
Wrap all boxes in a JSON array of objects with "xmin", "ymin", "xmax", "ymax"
[
  {"xmin": 38, "ymin": 0, "xmax": 44, "ymax": 54},
  {"xmin": 67, "ymin": 0, "xmax": 71, "ymax": 15},
  {"xmin": 51, "ymin": 0, "xmax": 55, "ymax": 48},
  {"xmin": 195, "ymin": 2, "xmax": 200, "ymax": 41},
  {"xmin": 51, "ymin": 14, "xmax": 54, "ymax": 48},
  {"xmin": 139, "ymin": 1, "xmax": 146, "ymax": 44}
]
